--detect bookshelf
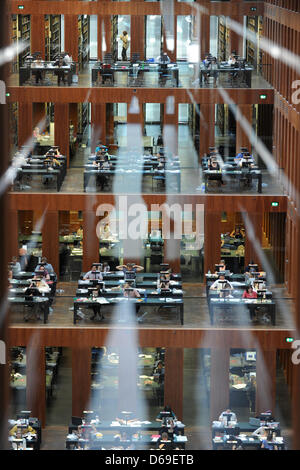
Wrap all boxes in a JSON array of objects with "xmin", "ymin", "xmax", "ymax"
[
  {"xmin": 78, "ymin": 15, "xmax": 89, "ymax": 69},
  {"xmin": 218, "ymin": 16, "xmax": 229, "ymax": 62},
  {"xmin": 246, "ymin": 16, "xmax": 262, "ymax": 70},
  {"xmin": 45, "ymin": 15, "xmax": 61, "ymax": 61},
  {"xmin": 11, "ymin": 14, "xmax": 31, "ymax": 71}
]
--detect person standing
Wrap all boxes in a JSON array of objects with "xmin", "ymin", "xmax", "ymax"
[{"xmin": 120, "ymin": 31, "xmax": 129, "ymax": 61}]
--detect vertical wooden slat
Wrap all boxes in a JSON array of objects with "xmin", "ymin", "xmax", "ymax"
[
  {"xmin": 26, "ymin": 344, "xmax": 46, "ymax": 427},
  {"xmin": 210, "ymin": 347, "xmax": 230, "ymax": 421},
  {"xmin": 72, "ymin": 347, "xmax": 91, "ymax": 417},
  {"xmin": 42, "ymin": 211, "xmax": 59, "ymax": 278},
  {"xmin": 54, "ymin": 103, "xmax": 70, "ymax": 166},
  {"xmin": 164, "ymin": 348, "xmax": 183, "ymax": 421}
]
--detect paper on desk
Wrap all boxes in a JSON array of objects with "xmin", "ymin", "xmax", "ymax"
[
  {"xmin": 110, "ymin": 421, "xmax": 121, "ymax": 426},
  {"xmin": 232, "ymin": 383, "xmax": 247, "ymax": 389},
  {"xmin": 96, "ymin": 298, "xmax": 109, "ymax": 304}
]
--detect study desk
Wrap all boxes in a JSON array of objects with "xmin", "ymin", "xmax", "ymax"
[
  {"xmin": 20, "ymin": 63, "xmax": 73, "ymax": 86},
  {"xmin": 8, "ymin": 296, "xmax": 50, "ymax": 323},
  {"xmin": 203, "ymin": 168, "xmax": 262, "ymax": 193},
  {"xmin": 199, "ymin": 64, "xmax": 254, "ymax": 87},
  {"xmin": 73, "ymin": 296, "xmax": 184, "ymax": 325},
  {"xmin": 16, "ymin": 167, "xmax": 65, "ymax": 191},
  {"xmin": 66, "ymin": 434, "xmax": 187, "ymax": 450},
  {"xmin": 92, "ymin": 63, "xmax": 179, "ymax": 87},
  {"xmin": 78, "ymin": 280, "xmax": 182, "ymax": 289},
  {"xmin": 68, "ymin": 420, "xmax": 185, "ymax": 435},
  {"xmin": 208, "ymin": 298, "xmax": 276, "ymax": 325},
  {"xmin": 83, "ymin": 168, "xmax": 181, "ymax": 192}
]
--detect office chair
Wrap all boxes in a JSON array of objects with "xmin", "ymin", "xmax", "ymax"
[
  {"xmin": 100, "ymin": 64, "xmax": 114, "ymax": 85},
  {"xmin": 152, "ymin": 172, "xmax": 166, "ymax": 191}
]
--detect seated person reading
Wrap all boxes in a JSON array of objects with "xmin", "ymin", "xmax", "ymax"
[
  {"xmin": 116, "ymin": 263, "xmax": 144, "ymax": 280},
  {"xmin": 156, "ymin": 432, "xmax": 175, "ymax": 450},
  {"xmin": 24, "ymin": 282, "xmax": 42, "ymax": 321},
  {"xmin": 156, "ymin": 405, "xmax": 177, "ymax": 422},
  {"xmin": 242, "ymin": 286, "xmax": 257, "ymax": 299},
  {"xmin": 34, "ymin": 265, "xmax": 50, "ymax": 281},
  {"xmin": 218, "ymin": 409, "xmax": 237, "ymax": 425},
  {"xmin": 219, "ymin": 283, "xmax": 233, "ymax": 298},
  {"xmin": 230, "ymin": 226, "xmax": 245, "ymax": 239},
  {"xmin": 210, "ymin": 274, "xmax": 233, "ymax": 291},
  {"xmin": 84, "ymin": 265, "xmax": 103, "ymax": 281}
]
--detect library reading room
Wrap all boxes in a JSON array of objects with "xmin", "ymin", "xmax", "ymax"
[{"xmin": 0, "ymin": 0, "xmax": 300, "ymax": 453}]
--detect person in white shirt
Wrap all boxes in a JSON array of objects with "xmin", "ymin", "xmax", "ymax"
[
  {"xmin": 84, "ymin": 265, "xmax": 103, "ymax": 280},
  {"xmin": 219, "ymin": 409, "xmax": 237, "ymax": 423},
  {"xmin": 210, "ymin": 275, "xmax": 233, "ymax": 291}
]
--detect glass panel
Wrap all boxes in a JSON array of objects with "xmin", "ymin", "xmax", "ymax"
[
  {"xmin": 45, "ymin": 348, "xmax": 71, "ymax": 425},
  {"xmin": 59, "ymin": 211, "xmax": 83, "ymax": 280},
  {"xmin": 90, "ymin": 347, "xmax": 119, "ymax": 418},
  {"xmin": 145, "ymin": 16, "xmax": 162, "ymax": 60},
  {"xmin": 137, "ymin": 347, "xmax": 165, "ymax": 418},
  {"xmin": 177, "ymin": 16, "xmax": 193, "ymax": 60},
  {"xmin": 183, "ymin": 349, "xmax": 210, "ymax": 450},
  {"xmin": 89, "ymin": 15, "xmax": 97, "ymax": 60},
  {"xmin": 229, "ymin": 348, "xmax": 256, "ymax": 418}
]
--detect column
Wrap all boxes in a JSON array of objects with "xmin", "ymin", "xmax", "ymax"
[
  {"xmin": 164, "ymin": 348, "xmax": 184, "ymax": 420},
  {"xmin": 199, "ymin": 104, "xmax": 215, "ymax": 158},
  {"xmin": 33, "ymin": 103, "xmax": 46, "ymax": 132},
  {"xmin": 236, "ymin": 105, "xmax": 252, "ymax": 154},
  {"xmin": 200, "ymin": 11, "xmax": 210, "ymax": 58},
  {"xmin": 210, "ymin": 347, "xmax": 230, "ymax": 421},
  {"xmin": 83, "ymin": 210, "xmax": 99, "ymax": 272},
  {"xmin": 91, "ymin": 104, "xmax": 106, "ymax": 152},
  {"xmin": 244, "ymin": 212, "xmax": 263, "ymax": 266},
  {"xmin": 18, "ymin": 103, "xmax": 33, "ymax": 147},
  {"xmin": 204, "ymin": 211, "xmax": 221, "ymax": 273},
  {"xmin": 64, "ymin": 15, "xmax": 78, "ymax": 63},
  {"xmin": 31, "ymin": 15, "xmax": 45, "ymax": 59},
  {"xmin": 255, "ymin": 349, "xmax": 276, "ymax": 414},
  {"xmin": 228, "ymin": 16, "xmax": 243, "ymax": 57},
  {"xmin": 26, "ymin": 344, "xmax": 46, "ymax": 427},
  {"xmin": 72, "ymin": 347, "xmax": 91, "ymax": 417},
  {"xmin": 42, "ymin": 211, "xmax": 59, "ymax": 277},
  {"xmin": 292, "ymin": 213, "xmax": 300, "ymax": 449},
  {"xmin": 131, "ymin": 1, "xmax": 145, "ymax": 60},
  {"xmin": 54, "ymin": 103, "xmax": 70, "ymax": 166},
  {"xmin": 69, "ymin": 103, "xmax": 78, "ymax": 139}
]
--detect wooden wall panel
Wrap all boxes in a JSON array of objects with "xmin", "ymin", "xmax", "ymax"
[
  {"xmin": 83, "ymin": 210, "xmax": 99, "ymax": 272},
  {"xmin": 255, "ymin": 349, "xmax": 276, "ymax": 414},
  {"xmin": 210, "ymin": 347, "xmax": 230, "ymax": 421},
  {"xmin": 72, "ymin": 347, "xmax": 91, "ymax": 417},
  {"xmin": 164, "ymin": 348, "xmax": 184, "ymax": 420},
  {"xmin": 7, "ymin": 209, "xmax": 19, "ymax": 261},
  {"xmin": 204, "ymin": 211, "xmax": 221, "ymax": 273},
  {"xmin": 54, "ymin": 103, "xmax": 70, "ymax": 166},
  {"xmin": 64, "ymin": 15, "xmax": 78, "ymax": 63},
  {"xmin": 91, "ymin": 104, "xmax": 106, "ymax": 152},
  {"xmin": 31, "ymin": 15, "xmax": 45, "ymax": 59},
  {"xmin": 8, "ymin": 87, "xmax": 275, "ymax": 106},
  {"xmin": 26, "ymin": 342, "xmax": 46, "ymax": 426},
  {"xmin": 42, "ymin": 211, "xmax": 59, "ymax": 277},
  {"xmin": 10, "ymin": 1, "xmax": 265, "ymax": 17},
  {"xmin": 8, "ymin": 327, "xmax": 297, "ymax": 350}
]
